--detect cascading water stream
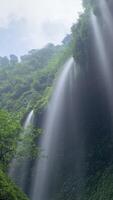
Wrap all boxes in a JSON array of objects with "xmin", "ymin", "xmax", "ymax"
[
  {"xmin": 9, "ymin": 110, "xmax": 34, "ymax": 190},
  {"xmin": 24, "ymin": 110, "xmax": 34, "ymax": 129},
  {"xmin": 31, "ymin": 58, "xmax": 78, "ymax": 200}
]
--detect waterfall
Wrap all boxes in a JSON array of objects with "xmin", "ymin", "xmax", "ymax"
[
  {"xmin": 24, "ymin": 110, "xmax": 34, "ymax": 129},
  {"xmin": 31, "ymin": 58, "xmax": 81, "ymax": 200},
  {"xmin": 91, "ymin": 12, "xmax": 113, "ymax": 118},
  {"xmin": 9, "ymin": 110, "xmax": 34, "ymax": 190}
]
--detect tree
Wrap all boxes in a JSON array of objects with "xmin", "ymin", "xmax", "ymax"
[
  {"xmin": 0, "ymin": 110, "xmax": 21, "ymax": 168},
  {"xmin": 10, "ymin": 55, "xmax": 18, "ymax": 65},
  {"xmin": 62, "ymin": 34, "xmax": 72, "ymax": 46}
]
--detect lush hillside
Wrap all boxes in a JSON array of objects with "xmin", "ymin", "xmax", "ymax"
[
  {"xmin": 0, "ymin": 39, "xmax": 72, "ymax": 199},
  {"xmin": 0, "ymin": 109, "xmax": 29, "ymax": 199},
  {"xmin": 1, "ymin": 0, "xmax": 113, "ymax": 199},
  {"xmin": 0, "ymin": 43, "xmax": 72, "ymax": 117}
]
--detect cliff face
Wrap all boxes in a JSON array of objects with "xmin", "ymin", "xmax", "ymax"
[
  {"xmin": 31, "ymin": 1, "xmax": 113, "ymax": 199},
  {"xmin": 67, "ymin": 0, "xmax": 113, "ymax": 199}
]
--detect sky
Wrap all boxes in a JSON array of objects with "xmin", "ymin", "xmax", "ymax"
[{"xmin": 0, "ymin": 0, "xmax": 83, "ymax": 57}]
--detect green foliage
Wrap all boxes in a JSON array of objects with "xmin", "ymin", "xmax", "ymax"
[
  {"xmin": 0, "ymin": 44, "xmax": 59, "ymax": 114},
  {"xmin": 0, "ymin": 43, "xmax": 71, "ymax": 119},
  {"xmin": 84, "ymin": 167, "xmax": 113, "ymax": 200},
  {"xmin": 0, "ymin": 41, "xmax": 72, "ymax": 170},
  {"xmin": 15, "ymin": 127, "xmax": 42, "ymax": 160},
  {"xmin": 34, "ymin": 87, "xmax": 53, "ymax": 113},
  {"xmin": 0, "ymin": 41, "xmax": 72, "ymax": 198},
  {"xmin": 0, "ymin": 168, "xmax": 29, "ymax": 200},
  {"xmin": 0, "ymin": 110, "xmax": 21, "ymax": 168}
]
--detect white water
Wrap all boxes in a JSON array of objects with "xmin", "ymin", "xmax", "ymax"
[
  {"xmin": 31, "ymin": 58, "xmax": 75, "ymax": 200},
  {"xmin": 24, "ymin": 110, "xmax": 34, "ymax": 129},
  {"xmin": 9, "ymin": 110, "xmax": 34, "ymax": 189}
]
